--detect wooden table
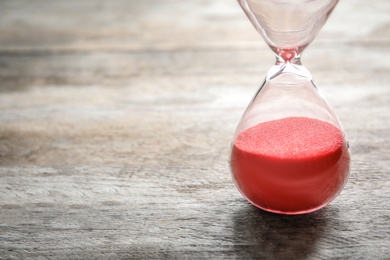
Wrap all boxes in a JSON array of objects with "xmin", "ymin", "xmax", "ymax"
[{"xmin": 1, "ymin": 0, "xmax": 389, "ymax": 258}]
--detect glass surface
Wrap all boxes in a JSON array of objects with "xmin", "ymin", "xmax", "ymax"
[
  {"xmin": 230, "ymin": 0, "xmax": 350, "ymax": 215},
  {"xmin": 238, "ymin": 0, "xmax": 339, "ymax": 55}
]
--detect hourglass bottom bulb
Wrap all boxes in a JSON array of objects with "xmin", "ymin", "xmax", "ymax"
[{"xmin": 230, "ymin": 117, "xmax": 350, "ymax": 215}]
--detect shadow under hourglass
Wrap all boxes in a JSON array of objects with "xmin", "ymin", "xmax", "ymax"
[{"xmin": 231, "ymin": 203, "xmax": 337, "ymax": 259}]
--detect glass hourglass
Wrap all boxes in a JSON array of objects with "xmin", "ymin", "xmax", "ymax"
[{"xmin": 230, "ymin": 0, "xmax": 350, "ymax": 214}]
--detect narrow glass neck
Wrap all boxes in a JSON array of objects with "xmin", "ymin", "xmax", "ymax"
[
  {"xmin": 267, "ymin": 57, "xmax": 312, "ymax": 81},
  {"xmin": 275, "ymin": 49, "xmax": 302, "ymax": 65}
]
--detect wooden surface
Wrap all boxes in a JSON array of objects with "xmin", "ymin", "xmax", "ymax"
[{"xmin": 0, "ymin": 0, "xmax": 389, "ymax": 259}]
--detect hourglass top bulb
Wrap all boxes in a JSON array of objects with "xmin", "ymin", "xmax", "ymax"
[{"xmin": 238, "ymin": 0, "xmax": 339, "ymax": 56}]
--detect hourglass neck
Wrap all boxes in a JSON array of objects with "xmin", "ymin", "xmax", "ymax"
[
  {"xmin": 275, "ymin": 49, "xmax": 302, "ymax": 66},
  {"xmin": 267, "ymin": 50, "xmax": 312, "ymax": 81}
]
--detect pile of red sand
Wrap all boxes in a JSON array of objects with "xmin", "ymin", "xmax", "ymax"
[{"xmin": 230, "ymin": 117, "xmax": 350, "ymax": 214}]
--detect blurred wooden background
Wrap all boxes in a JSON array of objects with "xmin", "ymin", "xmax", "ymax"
[{"xmin": 0, "ymin": 0, "xmax": 389, "ymax": 258}]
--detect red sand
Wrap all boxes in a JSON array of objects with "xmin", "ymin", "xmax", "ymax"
[{"xmin": 230, "ymin": 117, "xmax": 350, "ymax": 214}]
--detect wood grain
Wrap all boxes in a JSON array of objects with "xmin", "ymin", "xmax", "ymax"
[{"xmin": 0, "ymin": 0, "xmax": 389, "ymax": 259}]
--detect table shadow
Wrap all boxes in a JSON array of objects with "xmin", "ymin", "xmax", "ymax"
[{"xmin": 231, "ymin": 203, "xmax": 337, "ymax": 259}]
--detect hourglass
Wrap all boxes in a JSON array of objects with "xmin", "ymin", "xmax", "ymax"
[{"xmin": 230, "ymin": 0, "xmax": 350, "ymax": 214}]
